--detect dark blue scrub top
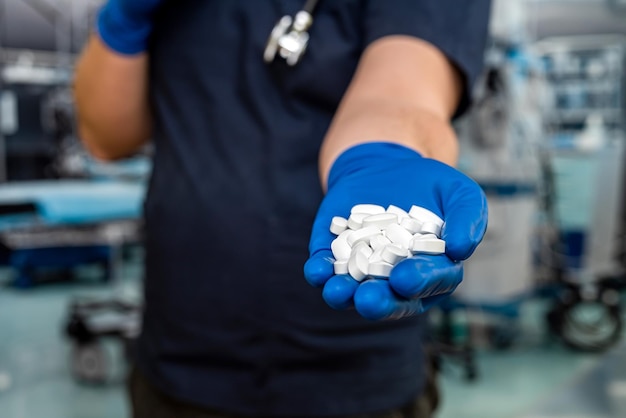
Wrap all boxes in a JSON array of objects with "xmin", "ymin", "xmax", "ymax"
[{"xmin": 137, "ymin": 1, "xmax": 490, "ymax": 416}]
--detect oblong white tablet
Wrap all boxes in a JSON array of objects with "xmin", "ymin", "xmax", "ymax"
[
  {"xmin": 368, "ymin": 261, "xmax": 394, "ymax": 278},
  {"xmin": 330, "ymin": 216, "xmax": 348, "ymax": 235},
  {"xmin": 334, "ymin": 259, "xmax": 349, "ymax": 275},
  {"xmin": 384, "ymin": 223, "xmax": 413, "ymax": 249},
  {"xmin": 351, "ymin": 204, "xmax": 385, "ymax": 215},
  {"xmin": 381, "ymin": 244, "xmax": 409, "ymax": 265},
  {"xmin": 348, "ymin": 212, "xmax": 369, "ymax": 230},
  {"xmin": 369, "ymin": 245, "xmax": 385, "ymax": 263},
  {"xmin": 413, "ymin": 233, "xmax": 437, "ymax": 240},
  {"xmin": 369, "ymin": 234, "xmax": 392, "ymax": 251},
  {"xmin": 400, "ymin": 217, "xmax": 422, "ymax": 234},
  {"xmin": 347, "ymin": 226, "xmax": 381, "ymax": 247},
  {"xmin": 409, "ymin": 205, "xmax": 444, "ymax": 228},
  {"xmin": 419, "ymin": 221, "xmax": 442, "ymax": 237},
  {"xmin": 352, "ymin": 241, "xmax": 373, "ymax": 258},
  {"xmin": 386, "ymin": 205, "xmax": 409, "ymax": 221},
  {"xmin": 409, "ymin": 237, "xmax": 445, "ymax": 255},
  {"xmin": 348, "ymin": 250, "xmax": 369, "ymax": 282},
  {"xmin": 362, "ymin": 213, "xmax": 398, "ymax": 229},
  {"xmin": 331, "ymin": 234, "xmax": 352, "ymax": 261}
]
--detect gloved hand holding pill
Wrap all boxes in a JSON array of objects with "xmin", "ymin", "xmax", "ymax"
[
  {"xmin": 97, "ymin": 0, "xmax": 164, "ymax": 55},
  {"xmin": 304, "ymin": 142, "xmax": 488, "ymax": 320}
]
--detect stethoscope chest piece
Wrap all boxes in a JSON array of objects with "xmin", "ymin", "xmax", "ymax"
[{"xmin": 264, "ymin": 9, "xmax": 315, "ymax": 67}]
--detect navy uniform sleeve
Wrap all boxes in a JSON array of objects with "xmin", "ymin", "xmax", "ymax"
[{"xmin": 364, "ymin": 0, "xmax": 492, "ymax": 117}]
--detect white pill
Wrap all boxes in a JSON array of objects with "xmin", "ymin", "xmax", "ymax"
[
  {"xmin": 368, "ymin": 261, "xmax": 394, "ymax": 278},
  {"xmin": 386, "ymin": 205, "xmax": 410, "ymax": 221},
  {"xmin": 348, "ymin": 213, "xmax": 369, "ymax": 230},
  {"xmin": 410, "ymin": 237, "xmax": 446, "ymax": 255},
  {"xmin": 362, "ymin": 213, "xmax": 398, "ymax": 229},
  {"xmin": 338, "ymin": 229, "xmax": 353, "ymax": 241},
  {"xmin": 352, "ymin": 241, "xmax": 373, "ymax": 258},
  {"xmin": 351, "ymin": 204, "xmax": 385, "ymax": 215},
  {"xmin": 347, "ymin": 226, "xmax": 382, "ymax": 247},
  {"xmin": 384, "ymin": 223, "xmax": 413, "ymax": 249},
  {"xmin": 369, "ymin": 245, "xmax": 385, "ymax": 263},
  {"xmin": 370, "ymin": 234, "xmax": 392, "ymax": 251},
  {"xmin": 399, "ymin": 217, "xmax": 422, "ymax": 234},
  {"xmin": 334, "ymin": 259, "xmax": 349, "ymax": 275},
  {"xmin": 419, "ymin": 222, "xmax": 442, "ymax": 237},
  {"xmin": 381, "ymin": 244, "xmax": 409, "ymax": 265},
  {"xmin": 335, "ymin": 229, "xmax": 354, "ymax": 242},
  {"xmin": 348, "ymin": 250, "xmax": 369, "ymax": 282},
  {"xmin": 331, "ymin": 234, "xmax": 352, "ymax": 261},
  {"xmin": 330, "ymin": 216, "xmax": 348, "ymax": 235},
  {"xmin": 413, "ymin": 233, "xmax": 437, "ymax": 240},
  {"xmin": 409, "ymin": 205, "xmax": 444, "ymax": 227}
]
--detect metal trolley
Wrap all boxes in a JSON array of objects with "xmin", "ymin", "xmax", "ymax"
[{"xmin": 532, "ymin": 35, "xmax": 626, "ymax": 353}]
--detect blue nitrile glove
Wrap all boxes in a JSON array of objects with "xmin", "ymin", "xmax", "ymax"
[
  {"xmin": 304, "ymin": 142, "xmax": 488, "ymax": 320},
  {"xmin": 96, "ymin": 0, "xmax": 164, "ymax": 55}
]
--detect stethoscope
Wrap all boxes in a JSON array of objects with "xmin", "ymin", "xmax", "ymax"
[{"xmin": 263, "ymin": 0, "xmax": 321, "ymax": 66}]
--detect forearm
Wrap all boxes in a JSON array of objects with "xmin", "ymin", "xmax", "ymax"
[
  {"xmin": 319, "ymin": 101, "xmax": 459, "ymax": 182},
  {"xmin": 73, "ymin": 34, "xmax": 151, "ymax": 160},
  {"xmin": 319, "ymin": 36, "xmax": 462, "ymax": 188}
]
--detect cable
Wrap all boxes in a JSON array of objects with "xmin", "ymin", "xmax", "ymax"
[{"xmin": 302, "ymin": 0, "xmax": 321, "ymax": 15}]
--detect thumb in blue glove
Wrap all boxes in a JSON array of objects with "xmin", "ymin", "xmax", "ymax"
[
  {"xmin": 304, "ymin": 142, "xmax": 488, "ymax": 320},
  {"xmin": 97, "ymin": 0, "xmax": 165, "ymax": 55}
]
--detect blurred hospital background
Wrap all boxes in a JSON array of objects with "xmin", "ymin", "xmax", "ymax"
[{"xmin": 3, "ymin": 0, "xmax": 626, "ymax": 417}]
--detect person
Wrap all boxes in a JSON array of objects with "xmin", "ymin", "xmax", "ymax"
[{"xmin": 73, "ymin": 1, "xmax": 491, "ymax": 417}]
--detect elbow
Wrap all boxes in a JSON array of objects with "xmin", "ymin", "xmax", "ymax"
[
  {"xmin": 85, "ymin": 144, "xmax": 125, "ymax": 162},
  {"xmin": 77, "ymin": 121, "xmax": 149, "ymax": 161}
]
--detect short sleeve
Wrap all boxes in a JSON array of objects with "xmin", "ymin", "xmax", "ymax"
[{"xmin": 364, "ymin": 0, "xmax": 492, "ymax": 118}]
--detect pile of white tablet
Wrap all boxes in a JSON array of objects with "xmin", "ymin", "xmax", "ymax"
[{"xmin": 330, "ymin": 204, "xmax": 446, "ymax": 282}]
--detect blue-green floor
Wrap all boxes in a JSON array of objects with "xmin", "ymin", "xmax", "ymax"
[{"xmin": 1, "ymin": 262, "xmax": 625, "ymax": 418}]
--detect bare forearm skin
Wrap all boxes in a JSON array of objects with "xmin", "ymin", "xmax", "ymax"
[
  {"xmin": 319, "ymin": 36, "xmax": 463, "ymax": 189},
  {"xmin": 73, "ymin": 34, "xmax": 152, "ymax": 160}
]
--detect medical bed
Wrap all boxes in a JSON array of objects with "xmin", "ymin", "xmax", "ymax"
[
  {"xmin": 0, "ymin": 179, "xmax": 145, "ymax": 383},
  {"xmin": 0, "ymin": 180, "xmax": 144, "ymax": 287}
]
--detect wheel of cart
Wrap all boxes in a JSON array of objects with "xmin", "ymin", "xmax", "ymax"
[
  {"xmin": 71, "ymin": 343, "xmax": 109, "ymax": 384},
  {"xmin": 533, "ymin": 35, "xmax": 626, "ymax": 354},
  {"xmin": 65, "ymin": 297, "xmax": 141, "ymax": 384},
  {"xmin": 536, "ymin": 138, "xmax": 626, "ymax": 353},
  {"xmin": 545, "ymin": 279, "xmax": 623, "ymax": 353}
]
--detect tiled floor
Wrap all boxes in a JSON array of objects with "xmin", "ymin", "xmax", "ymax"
[
  {"xmin": 437, "ymin": 345, "xmax": 607, "ymax": 418},
  {"xmin": 0, "ymin": 262, "xmax": 138, "ymax": 418},
  {"xmin": 1, "ymin": 259, "xmax": 624, "ymax": 418}
]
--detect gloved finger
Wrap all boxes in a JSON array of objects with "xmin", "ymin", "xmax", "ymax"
[
  {"xmin": 303, "ymin": 250, "xmax": 335, "ymax": 287},
  {"xmin": 388, "ymin": 255, "xmax": 463, "ymax": 300},
  {"xmin": 441, "ymin": 187, "xmax": 488, "ymax": 261},
  {"xmin": 354, "ymin": 279, "xmax": 427, "ymax": 320},
  {"xmin": 419, "ymin": 293, "xmax": 453, "ymax": 312},
  {"xmin": 322, "ymin": 274, "xmax": 358, "ymax": 310},
  {"xmin": 307, "ymin": 209, "xmax": 338, "ymax": 258}
]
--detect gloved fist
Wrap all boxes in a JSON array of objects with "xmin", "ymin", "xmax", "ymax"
[
  {"xmin": 97, "ymin": 0, "xmax": 165, "ymax": 55},
  {"xmin": 304, "ymin": 142, "xmax": 488, "ymax": 320}
]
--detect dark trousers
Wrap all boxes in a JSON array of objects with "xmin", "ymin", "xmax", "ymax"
[{"xmin": 128, "ymin": 364, "xmax": 439, "ymax": 418}]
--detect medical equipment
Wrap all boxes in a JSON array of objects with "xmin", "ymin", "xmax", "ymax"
[
  {"xmin": 0, "ymin": 180, "xmax": 144, "ymax": 286},
  {"xmin": 263, "ymin": 0, "xmax": 320, "ymax": 66},
  {"xmin": 0, "ymin": 178, "xmax": 144, "ymax": 382},
  {"xmin": 452, "ymin": 42, "xmax": 543, "ymax": 314},
  {"xmin": 445, "ymin": 36, "xmax": 626, "ymax": 359},
  {"xmin": 65, "ymin": 287, "xmax": 142, "ymax": 383},
  {"xmin": 530, "ymin": 35, "xmax": 626, "ymax": 353}
]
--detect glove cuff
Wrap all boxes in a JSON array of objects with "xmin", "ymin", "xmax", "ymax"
[
  {"xmin": 327, "ymin": 142, "xmax": 423, "ymax": 190},
  {"xmin": 96, "ymin": 2, "xmax": 154, "ymax": 55}
]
